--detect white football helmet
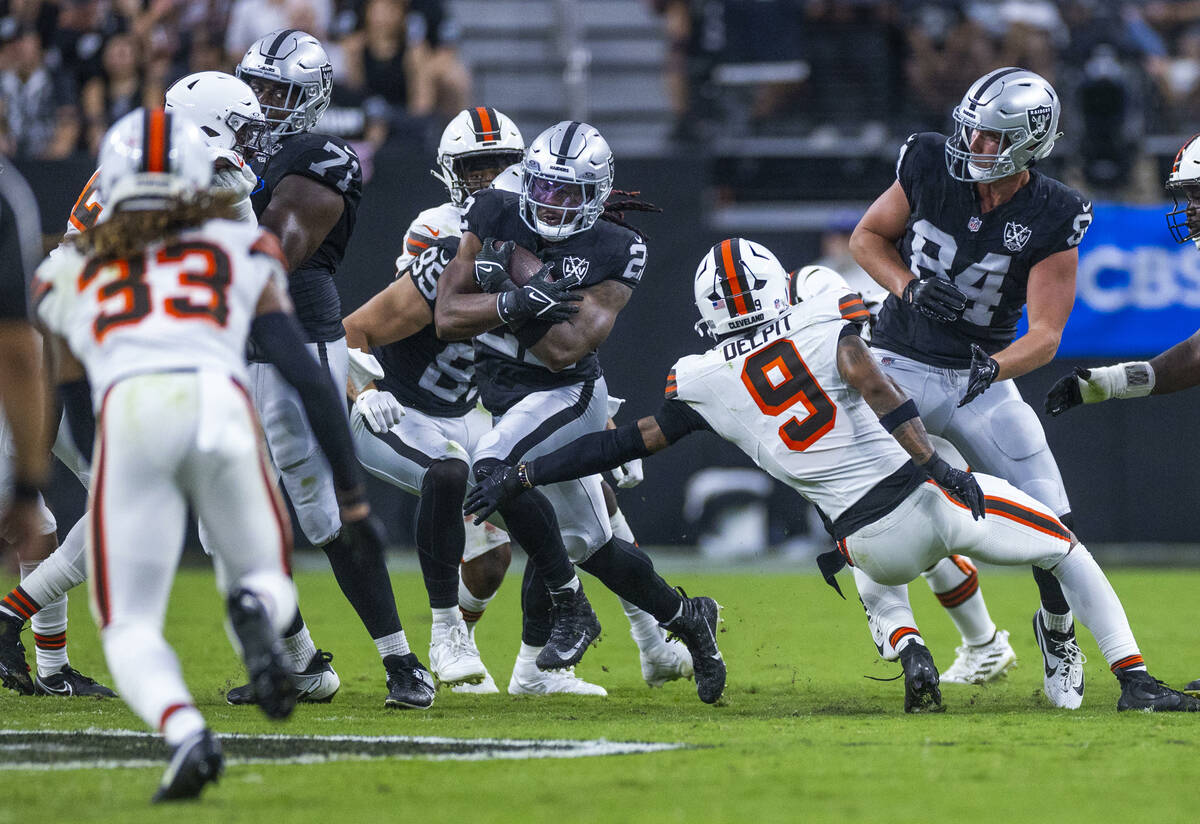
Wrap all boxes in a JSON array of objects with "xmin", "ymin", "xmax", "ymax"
[
  {"xmin": 694, "ymin": 238, "xmax": 790, "ymax": 338},
  {"xmin": 1166, "ymin": 133, "xmax": 1200, "ymax": 244},
  {"xmin": 491, "ymin": 162, "xmax": 523, "ymax": 194},
  {"xmin": 165, "ymin": 71, "xmax": 271, "ymax": 159},
  {"xmin": 236, "ymin": 29, "xmax": 332, "ymax": 136},
  {"xmin": 98, "ymin": 108, "xmax": 212, "ymax": 212},
  {"xmin": 434, "ymin": 107, "xmax": 525, "ymax": 205},
  {"xmin": 521, "ymin": 120, "xmax": 613, "ymax": 240},
  {"xmin": 945, "ymin": 67, "xmax": 1062, "ymax": 182},
  {"xmin": 787, "ymin": 264, "xmax": 850, "ymax": 305}
]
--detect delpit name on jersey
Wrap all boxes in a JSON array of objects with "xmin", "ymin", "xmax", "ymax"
[{"xmin": 721, "ymin": 313, "xmax": 794, "ymax": 361}]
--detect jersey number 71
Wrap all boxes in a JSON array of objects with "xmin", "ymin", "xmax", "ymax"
[{"xmin": 740, "ymin": 339, "xmax": 836, "ymax": 451}]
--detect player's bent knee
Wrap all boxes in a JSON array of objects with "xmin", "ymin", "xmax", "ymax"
[
  {"xmin": 422, "ymin": 458, "xmax": 470, "ymax": 499},
  {"xmin": 987, "ymin": 400, "xmax": 1048, "ymax": 461},
  {"xmin": 262, "ymin": 397, "xmax": 317, "ymax": 470}
]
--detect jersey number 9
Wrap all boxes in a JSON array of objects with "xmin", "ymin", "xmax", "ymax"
[{"xmin": 741, "ymin": 339, "xmax": 836, "ymax": 451}]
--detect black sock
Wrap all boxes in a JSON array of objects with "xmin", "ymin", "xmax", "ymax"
[
  {"xmin": 415, "ymin": 459, "xmax": 469, "ymax": 609},
  {"xmin": 322, "ymin": 529, "xmax": 403, "ymax": 640},
  {"xmin": 578, "ymin": 538, "xmax": 683, "ymax": 623},
  {"xmin": 1033, "ymin": 512, "xmax": 1074, "ymax": 615},
  {"xmin": 474, "ymin": 459, "xmax": 575, "ymax": 590},
  {"xmin": 284, "ymin": 608, "xmax": 305, "ymax": 638},
  {"xmin": 520, "ymin": 562, "xmax": 553, "ymax": 647}
]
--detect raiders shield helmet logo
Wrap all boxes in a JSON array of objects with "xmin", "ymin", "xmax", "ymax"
[
  {"xmin": 1004, "ymin": 221, "xmax": 1032, "ymax": 252},
  {"xmin": 560, "ymin": 256, "xmax": 590, "ymax": 283},
  {"xmin": 1027, "ymin": 104, "xmax": 1053, "ymax": 140}
]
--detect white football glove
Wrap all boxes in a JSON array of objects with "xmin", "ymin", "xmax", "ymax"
[
  {"xmin": 209, "ymin": 147, "xmax": 257, "ymax": 199},
  {"xmin": 355, "ymin": 388, "xmax": 405, "ymax": 433},
  {"xmin": 611, "ymin": 457, "xmax": 644, "ymax": 489}
]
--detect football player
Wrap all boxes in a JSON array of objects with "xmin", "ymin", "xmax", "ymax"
[
  {"xmin": 35, "ymin": 108, "xmax": 375, "ymax": 801},
  {"xmin": 234, "ymin": 29, "xmax": 435, "ymax": 708},
  {"xmin": 1045, "ymin": 131, "xmax": 1200, "ymax": 696},
  {"xmin": 435, "ymin": 121, "xmax": 724, "ymax": 704},
  {"xmin": 465, "ymin": 237, "xmax": 1200, "ymax": 714},
  {"xmin": 849, "ymin": 67, "xmax": 1094, "ymax": 708}
]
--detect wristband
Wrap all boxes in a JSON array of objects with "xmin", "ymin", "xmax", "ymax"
[
  {"xmin": 517, "ymin": 462, "xmax": 533, "ymax": 490},
  {"xmin": 12, "ymin": 479, "xmax": 40, "ymax": 503},
  {"xmin": 879, "ymin": 399, "xmax": 919, "ymax": 433}
]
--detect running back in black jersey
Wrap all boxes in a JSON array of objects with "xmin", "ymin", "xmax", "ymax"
[
  {"xmin": 462, "ymin": 187, "xmax": 648, "ymax": 414},
  {"xmin": 871, "ymin": 132, "xmax": 1092, "ymax": 369},
  {"xmin": 373, "ymin": 236, "xmax": 478, "ymax": 417},
  {"xmin": 251, "ymin": 131, "xmax": 362, "ymax": 342}
]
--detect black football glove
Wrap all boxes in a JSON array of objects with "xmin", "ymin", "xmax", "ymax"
[
  {"xmin": 903, "ymin": 277, "xmax": 967, "ymax": 323},
  {"xmin": 958, "ymin": 343, "xmax": 999, "ymax": 407},
  {"xmin": 1044, "ymin": 367, "xmax": 1089, "ymax": 417},
  {"xmin": 496, "ymin": 264, "xmax": 581, "ymax": 326},
  {"xmin": 923, "ymin": 454, "xmax": 986, "ymax": 520},
  {"xmin": 474, "ymin": 238, "xmax": 514, "ymax": 293},
  {"xmin": 463, "ymin": 463, "xmax": 529, "ymax": 524}
]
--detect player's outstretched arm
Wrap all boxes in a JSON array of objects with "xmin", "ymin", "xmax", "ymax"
[{"xmin": 258, "ymin": 174, "xmax": 345, "ymax": 272}]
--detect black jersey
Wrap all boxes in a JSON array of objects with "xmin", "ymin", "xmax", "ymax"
[
  {"xmin": 871, "ymin": 132, "xmax": 1092, "ymax": 368},
  {"xmin": 251, "ymin": 131, "xmax": 362, "ymax": 342},
  {"xmin": 0, "ymin": 166, "xmax": 43, "ymax": 321},
  {"xmin": 463, "ymin": 188, "xmax": 647, "ymax": 414},
  {"xmin": 374, "ymin": 236, "xmax": 478, "ymax": 417}
]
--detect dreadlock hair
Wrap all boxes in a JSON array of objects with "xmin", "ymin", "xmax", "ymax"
[
  {"xmin": 72, "ymin": 190, "xmax": 241, "ymax": 261},
  {"xmin": 600, "ymin": 189, "xmax": 661, "ymax": 238}
]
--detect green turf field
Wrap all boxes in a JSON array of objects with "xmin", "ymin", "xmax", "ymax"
[{"xmin": 3, "ymin": 563, "xmax": 1200, "ymax": 823}]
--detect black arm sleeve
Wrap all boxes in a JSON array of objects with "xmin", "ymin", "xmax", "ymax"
[
  {"xmin": 59, "ymin": 378, "xmax": 94, "ymax": 463},
  {"xmin": 654, "ymin": 398, "xmax": 712, "ymax": 443},
  {"xmin": 526, "ymin": 421, "xmax": 653, "ymax": 487},
  {"xmin": 0, "ymin": 166, "xmax": 43, "ymax": 321},
  {"xmin": 249, "ymin": 311, "xmax": 364, "ymax": 493}
]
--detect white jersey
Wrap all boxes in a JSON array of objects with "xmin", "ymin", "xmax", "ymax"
[
  {"xmin": 397, "ymin": 201, "xmax": 463, "ymax": 270},
  {"xmin": 669, "ymin": 292, "xmax": 911, "ymax": 523},
  {"xmin": 36, "ymin": 219, "xmax": 285, "ymax": 406}
]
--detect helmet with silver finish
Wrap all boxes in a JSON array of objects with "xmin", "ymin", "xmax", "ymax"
[
  {"xmin": 1166, "ymin": 133, "xmax": 1200, "ymax": 244},
  {"xmin": 520, "ymin": 120, "xmax": 613, "ymax": 240},
  {"xmin": 694, "ymin": 238, "xmax": 790, "ymax": 339},
  {"xmin": 165, "ymin": 71, "xmax": 272, "ymax": 159},
  {"xmin": 98, "ymin": 108, "xmax": 212, "ymax": 212},
  {"xmin": 945, "ymin": 67, "xmax": 1062, "ymax": 183},
  {"xmin": 434, "ymin": 107, "xmax": 525, "ymax": 205},
  {"xmin": 236, "ymin": 29, "xmax": 332, "ymax": 137}
]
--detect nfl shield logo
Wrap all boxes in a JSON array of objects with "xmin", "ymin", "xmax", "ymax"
[
  {"xmin": 967, "ymin": 216, "xmax": 982, "ymax": 232},
  {"xmin": 1003, "ymin": 221, "xmax": 1032, "ymax": 252},
  {"xmin": 1027, "ymin": 104, "xmax": 1053, "ymax": 140}
]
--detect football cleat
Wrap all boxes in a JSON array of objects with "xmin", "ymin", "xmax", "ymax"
[
  {"xmin": 900, "ymin": 642, "xmax": 944, "ymax": 713},
  {"xmin": 663, "ymin": 592, "xmax": 725, "ymax": 704},
  {"xmin": 152, "ymin": 729, "xmax": 224, "ymax": 803},
  {"xmin": 227, "ymin": 588, "xmax": 295, "ymax": 721},
  {"xmin": 1033, "ymin": 610, "xmax": 1085, "ymax": 710},
  {"xmin": 33, "ymin": 665, "xmax": 117, "ymax": 698},
  {"xmin": 0, "ymin": 614, "xmax": 33, "ymax": 695},
  {"xmin": 640, "ymin": 637, "xmax": 694, "ymax": 688},
  {"xmin": 429, "ymin": 621, "xmax": 488, "ymax": 686},
  {"xmin": 452, "ymin": 670, "xmax": 500, "ymax": 694},
  {"xmin": 383, "ymin": 653, "xmax": 436, "ymax": 709},
  {"xmin": 1116, "ymin": 669, "xmax": 1200, "ymax": 712},
  {"xmin": 1185, "ymin": 678, "xmax": 1200, "ymax": 697},
  {"xmin": 940, "ymin": 629, "xmax": 1017, "ymax": 685},
  {"xmin": 508, "ymin": 658, "xmax": 607, "ymax": 696},
  {"xmin": 536, "ymin": 585, "xmax": 601, "ymax": 671},
  {"xmin": 226, "ymin": 649, "xmax": 340, "ymax": 706}
]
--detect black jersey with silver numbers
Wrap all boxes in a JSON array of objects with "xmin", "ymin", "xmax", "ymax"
[
  {"xmin": 251, "ymin": 131, "xmax": 362, "ymax": 342},
  {"xmin": 871, "ymin": 132, "xmax": 1092, "ymax": 368},
  {"xmin": 374, "ymin": 236, "xmax": 478, "ymax": 417},
  {"xmin": 463, "ymin": 188, "xmax": 647, "ymax": 414}
]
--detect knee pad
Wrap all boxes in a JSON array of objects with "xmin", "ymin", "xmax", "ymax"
[
  {"xmin": 422, "ymin": 458, "xmax": 470, "ymax": 500},
  {"xmin": 987, "ymin": 400, "xmax": 1049, "ymax": 461},
  {"xmin": 261, "ymin": 397, "xmax": 315, "ymax": 471}
]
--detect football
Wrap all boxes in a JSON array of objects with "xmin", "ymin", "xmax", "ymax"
[{"xmin": 491, "ymin": 239, "xmax": 548, "ymax": 286}]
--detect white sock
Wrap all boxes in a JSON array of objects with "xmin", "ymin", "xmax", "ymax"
[
  {"xmin": 162, "ymin": 707, "xmax": 207, "ymax": 747},
  {"xmin": 516, "ymin": 642, "xmax": 542, "ymax": 664},
  {"xmin": 922, "ymin": 556, "xmax": 996, "ymax": 647},
  {"xmin": 1040, "ymin": 607, "xmax": 1074, "ymax": 634},
  {"xmin": 282, "ymin": 623, "xmax": 317, "ymax": 673},
  {"xmin": 431, "ymin": 607, "xmax": 460, "ymax": 633},
  {"xmin": 620, "ymin": 598, "xmax": 665, "ymax": 649},
  {"xmin": 102, "ymin": 621, "xmax": 199, "ymax": 743},
  {"xmin": 458, "ymin": 573, "xmax": 492, "ymax": 626},
  {"xmin": 854, "ymin": 566, "xmax": 921, "ymax": 659},
  {"xmin": 609, "ymin": 509, "xmax": 636, "ymax": 543},
  {"xmin": 22, "ymin": 560, "xmax": 69, "ymax": 677},
  {"xmin": 375, "ymin": 631, "xmax": 411, "ymax": 659},
  {"xmin": 1050, "ymin": 546, "xmax": 1143, "ymax": 672}
]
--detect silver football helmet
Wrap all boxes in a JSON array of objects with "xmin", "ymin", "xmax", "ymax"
[
  {"xmin": 236, "ymin": 29, "xmax": 332, "ymax": 136},
  {"xmin": 520, "ymin": 120, "xmax": 613, "ymax": 240},
  {"xmin": 434, "ymin": 107, "xmax": 525, "ymax": 205},
  {"xmin": 945, "ymin": 67, "xmax": 1062, "ymax": 183},
  {"xmin": 693, "ymin": 238, "xmax": 790, "ymax": 339},
  {"xmin": 1166, "ymin": 133, "xmax": 1200, "ymax": 244}
]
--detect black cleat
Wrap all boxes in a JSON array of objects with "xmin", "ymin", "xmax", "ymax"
[
  {"xmin": 536, "ymin": 584, "xmax": 601, "ymax": 671},
  {"xmin": 34, "ymin": 665, "xmax": 117, "ymax": 698},
  {"xmin": 1117, "ymin": 669, "xmax": 1200, "ymax": 712},
  {"xmin": 1186, "ymin": 678, "xmax": 1200, "ymax": 698},
  {"xmin": 152, "ymin": 729, "xmax": 224, "ymax": 803},
  {"xmin": 226, "ymin": 649, "xmax": 340, "ymax": 706},
  {"xmin": 900, "ymin": 643, "xmax": 944, "ymax": 714},
  {"xmin": 383, "ymin": 653, "xmax": 436, "ymax": 709},
  {"xmin": 227, "ymin": 589, "xmax": 295, "ymax": 721},
  {"xmin": 664, "ymin": 592, "xmax": 726, "ymax": 704},
  {"xmin": 0, "ymin": 614, "xmax": 32, "ymax": 695}
]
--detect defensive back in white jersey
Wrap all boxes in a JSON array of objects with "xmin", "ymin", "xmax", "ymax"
[
  {"xmin": 669, "ymin": 291, "xmax": 911, "ymax": 522},
  {"xmin": 36, "ymin": 219, "xmax": 285, "ymax": 404}
]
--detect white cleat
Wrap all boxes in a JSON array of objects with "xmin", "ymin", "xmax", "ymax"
[
  {"xmin": 640, "ymin": 638, "xmax": 694, "ymax": 688},
  {"xmin": 941, "ymin": 629, "xmax": 1018, "ymax": 685},
  {"xmin": 1033, "ymin": 610, "xmax": 1085, "ymax": 709},
  {"xmin": 429, "ymin": 621, "xmax": 488, "ymax": 686},
  {"xmin": 508, "ymin": 658, "xmax": 607, "ymax": 696},
  {"xmin": 452, "ymin": 670, "xmax": 500, "ymax": 694}
]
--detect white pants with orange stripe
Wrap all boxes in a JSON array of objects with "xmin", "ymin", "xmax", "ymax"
[
  {"xmin": 845, "ymin": 474, "xmax": 1142, "ymax": 674},
  {"xmin": 88, "ymin": 371, "xmax": 297, "ymax": 736}
]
